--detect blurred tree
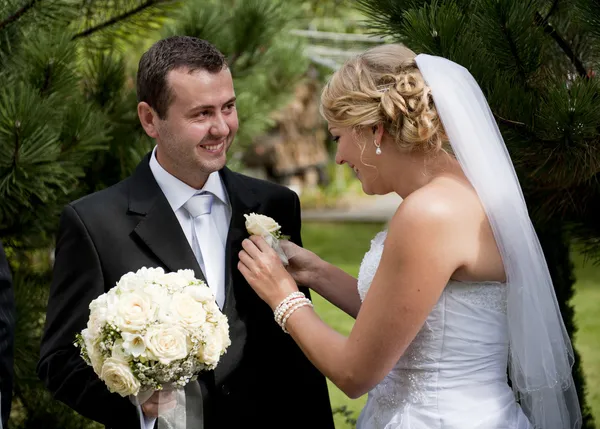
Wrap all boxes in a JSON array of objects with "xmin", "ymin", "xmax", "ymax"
[
  {"xmin": 159, "ymin": 0, "xmax": 310, "ymax": 169},
  {"xmin": 0, "ymin": 1, "xmax": 179, "ymax": 427},
  {"xmin": 1, "ymin": 0, "xmax": 316, "ymax": 426},
  {"xmin": 357, "ymin": 0, "xmax": 600, "ymax": 426}
]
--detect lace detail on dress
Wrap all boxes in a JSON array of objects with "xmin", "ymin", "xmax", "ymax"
[
  {"xmin": 357, "ymin": 231, "xmax": 387, "ymax": 302},
  {"xmin": 355, "ymin": 230, "xmax": 517, "ymax": 429},
  {"xmin": 356, "ymin": 230, "xmax": 439, "ymax": 428},
  {"xmin": 447, "ymin": 281, "xmax": 507, "ymax": 314}
]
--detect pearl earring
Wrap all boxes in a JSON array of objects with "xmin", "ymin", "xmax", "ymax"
[{"xmin": 374, "ymin": 139, "xmax": 382, "ymax": 155}]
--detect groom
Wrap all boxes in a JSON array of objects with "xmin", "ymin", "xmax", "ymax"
[{"xmin": 37, "ymin": 36, "xmax": 334, "ymax": 429}]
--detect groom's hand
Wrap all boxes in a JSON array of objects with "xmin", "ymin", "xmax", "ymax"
[{"xmin": 141, "ymin": 390, "xmax": 177, "ymax": 418}]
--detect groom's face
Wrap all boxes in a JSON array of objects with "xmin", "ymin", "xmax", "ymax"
[{"xmin": 153, "ymin": 67, "xmax": 238, "ymax": 188}]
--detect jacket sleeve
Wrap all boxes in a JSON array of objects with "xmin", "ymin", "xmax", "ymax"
[{"xmin": 37, "ymin": 204, "xmax": 140, "ymax": 429}]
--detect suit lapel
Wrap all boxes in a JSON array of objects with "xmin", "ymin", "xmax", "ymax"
[
  {"xmin": 127, "ymin": 159, "xmax": 260, "ymax": 388},
  {"xmin": 127, "ymin": 153, "xmax": 205, "ymax": 282},
  {"xmin": 219, "ymin": 167, "xmax": 260, "ymax": 314}
]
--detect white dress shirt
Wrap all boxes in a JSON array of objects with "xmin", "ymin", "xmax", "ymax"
[
  {"xmin": 149, "ymin": 146, "xmax": 231, "ymax": 299},
  {"xmin": 141, "ymin": 146, "xmax": 231, "ymax": 429}
]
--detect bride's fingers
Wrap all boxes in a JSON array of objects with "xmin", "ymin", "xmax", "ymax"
[
  {"xmin": 280, "ymin": 240, "xmax": 300, "ymax": 259},
  {"xmin": 238, "ymin": 250, "xmax": 255, "ymax": 270},
  {"xmin": 241, "ymin": 238, "xmax": 261, "ymax": 257},
  {"xmin": 249, "ymin": 235, "xmax": 272, "ymax": 253},
  {"xmin": 237, "ymin": 261, "xmax": 252, "ymax": 279}
]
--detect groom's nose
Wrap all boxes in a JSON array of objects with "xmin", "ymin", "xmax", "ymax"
[{"xmin": 210, "ymin": 113, "xmax": 229, "ymax": 137}]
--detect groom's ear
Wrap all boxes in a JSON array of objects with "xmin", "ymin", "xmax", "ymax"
[{"xmin": 137, "ymin": 101, "xmax": 160, "ymax": 139}]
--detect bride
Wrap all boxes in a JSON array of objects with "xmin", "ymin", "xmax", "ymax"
[{"xmin": 237, "ymin": 44, "xmax": 581, "ymax": 429}]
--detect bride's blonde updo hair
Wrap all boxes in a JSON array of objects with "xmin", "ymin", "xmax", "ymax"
[{"xmin": 321, "ymin": 44, "xmax": 446, "ymax": 153}]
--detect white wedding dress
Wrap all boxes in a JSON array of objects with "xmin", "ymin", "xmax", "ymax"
[{"xmin": 355, "ymin": 231, "xmax": 533, "ymax": 429}]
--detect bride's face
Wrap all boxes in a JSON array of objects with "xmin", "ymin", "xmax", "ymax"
[{"xmin": 330, "ymin": 125, "xmax": 385, "ymax": 195}]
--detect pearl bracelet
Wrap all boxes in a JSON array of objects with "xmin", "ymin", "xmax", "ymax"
[
  {"xmin": 274, "ymin": 296, "xmax": 307, "ymax": 326},
  {"xmin": 273, "ymin": 292, "xmax": 305, "ymax": 322},
  {"xmin": 273, "ymin": 292, "xmax": 313, "ymax": 333},
  {"xmin": 281, "ymin": 300, "xmax": 313, "ymax": 333}
]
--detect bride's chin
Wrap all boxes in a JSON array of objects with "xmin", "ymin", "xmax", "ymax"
[{"xmin": 361, "ymin": 184, "xmax": 374, "ymax": 196}]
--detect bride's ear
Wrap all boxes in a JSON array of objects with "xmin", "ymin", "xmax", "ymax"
[{"xmin": 372, "ymin": 123, "xmax": 385, "ymax": 145}]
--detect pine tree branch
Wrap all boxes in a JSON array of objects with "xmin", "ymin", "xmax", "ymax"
[
  {"xmin": 493, "ymin": 112, "xmax": 526, "ymax": 128},
  {"xmin": 0, "ymin": 0, "xmax": 41, "ymax": 32},
  {"xmin": 543, "ymin": 0, "xmax": 559, "ymax": 23},
  {"xmin": 13, "ymin": 122, "xmax": 21, "ymax": 167},
  {"xmin": 498, "ymin": 22, "xmax": 529, "ymax": 85},
  {"xmin": 71, "ymin": 0, "xmax": 173, "ymax": 40},
  {"xmin": 534, "ymin": 11, "xmax": 588, "ymax": 78}
]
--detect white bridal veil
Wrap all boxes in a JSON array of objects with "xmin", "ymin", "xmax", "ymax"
[{"xmin": 415, "ymin": 54, "xmax": 582, "ymax": 429}]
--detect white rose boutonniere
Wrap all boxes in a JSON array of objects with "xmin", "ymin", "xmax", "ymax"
[{"xmin": 244, "ymin": 213, "xmax": 290, "ymax": 265}]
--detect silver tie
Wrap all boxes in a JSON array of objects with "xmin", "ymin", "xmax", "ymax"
[{"xmin": 182, "ymin": 192, "xmax": 225, "ymax": 308}]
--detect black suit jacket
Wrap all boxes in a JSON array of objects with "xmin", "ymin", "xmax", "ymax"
[
  {"xmin": 0, "ymin": 241, "xmax": 15, "ymax": 428},
  {"xmin": 37, "ymin": 155, "xmax": 334, "ymax": 429}
]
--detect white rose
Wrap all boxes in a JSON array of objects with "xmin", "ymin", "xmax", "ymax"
[
  {"xmin": 170, "ymin": 292, "xmax": 207, "ymax": 329},
  {"xmin": 90, "ymin": 293, "xmax": 108, "ymax": 311},
  {"xmin": 82, "ymin": 328, "xmax": 104, "ymax": 375},
  {"xmin": 157, "ymin": 306, "xmax": 177, "ymax": 324},
  {"xmin": 176, "ymin": 269, "xmax": 197, "ymax": 283},
  {"xmin": 244, "ymin": 213, "xmax": 281, "ymax": 236},
  {"xmin": 184, "ymin": 285, "xmax": 215, "ymax": 304},
  {"xmin": 135, "ymin": 267, "xmax": 166, "ymax": 283},
  {"xmin": 100, "ymin": 357, "xmax": 140, "ymax": 397},
  {"xmin": 217, "ymin": 317, "xmax": 231, "ymax": 350},
  {"xmin": 87, "ymin": 306, "xmax": 107, "ymax": 336},
  {"xmin": 103, "ymin": 291, "xmax": 119, "ymax": 324},
  {"xmin": 121, "ymin": 332, "xmax": 146, "ymax": 358},
  {"xmin": 161, "ymin": 271, "xmax": 193, "ymax": 290},
  {"xmin": 115, "ymin": 271, "xmax": 145, "ymax": 292},
  {"xmin": 204, "ymin": 301, "xmax": 223, "ymax": 323},
  {"xmin": 111, "ymin": 339, "xmax": 130, "ymax": 361},
  {"xmin": 114, "ymin": 291, "xmax": 156, "ymax": 333},
  {"xmin": 145, "ymin": 324, "xmax": 190, "ymax": 365},
  {"xmin": 198, "ymin": 326, "xmax": 224, "ymax": 366},
  {"xmin": 144, "ymin": 283, "xmax": 171, "ymax": 305}
]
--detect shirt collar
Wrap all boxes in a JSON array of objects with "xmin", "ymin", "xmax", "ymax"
[{"xmin": 149, "ymin": 146, "xmax": 229, "ymax": 212}]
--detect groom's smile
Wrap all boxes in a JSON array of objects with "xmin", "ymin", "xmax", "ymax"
[{"xmin": 198, "ymin": 138, "xmax": 227, "ymax": 155}]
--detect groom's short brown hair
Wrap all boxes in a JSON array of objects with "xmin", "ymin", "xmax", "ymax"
[{"xmin": 136, "ymin": 36, "xmax": 227, "ymax": 119}]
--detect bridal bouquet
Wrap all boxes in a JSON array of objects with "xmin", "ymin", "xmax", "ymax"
[
  {"xmin": 244, "ymin": 213, "xmax": 289, "ymax": 265},
  {"xmin": 75, "ymin": 267, "xmax": 230, "ymax": 398}
]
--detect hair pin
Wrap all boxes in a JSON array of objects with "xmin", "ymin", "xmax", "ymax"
[{"xmin": 376, "ymin": 83, "xmax": 394, "ymax": 92}]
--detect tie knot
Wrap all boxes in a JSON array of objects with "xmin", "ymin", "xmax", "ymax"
[{"xmin": 184, "ymin": 192, "xmax": 214, "ymax": 218}]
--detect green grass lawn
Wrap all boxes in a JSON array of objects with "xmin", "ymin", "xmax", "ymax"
[{"xmin": 302, "ymin": 222, "xmax": 600, "ymax": 429}]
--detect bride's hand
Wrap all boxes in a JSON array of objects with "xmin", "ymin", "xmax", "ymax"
[
  {"xmin": 238, "ymin": 235, "xmax": 299, "ymax": 309},
  {"xmin": 279, "ymin": 240, "xmax": 322, "ymax": 287}
]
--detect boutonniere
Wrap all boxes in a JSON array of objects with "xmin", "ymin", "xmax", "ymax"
[{"xmin": 243, "ymin": 213, "xmax": 290, "ymax": 265}]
